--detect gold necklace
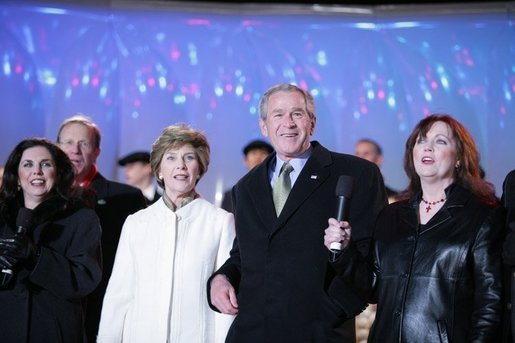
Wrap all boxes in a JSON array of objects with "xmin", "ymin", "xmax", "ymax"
[{"xmin": 421, "ymin": 197, "xmax": 446, "ymax": 213}]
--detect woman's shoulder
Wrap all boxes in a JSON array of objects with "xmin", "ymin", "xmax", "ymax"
[
  {"xmin": 126, "ymin": 198, "xmax": 166, "ymax": 219},
  {"xmin": 183, "ymin": 198, "xmax": 233, "ymax": 223},
  {"xmin": 195, "ymin": 198, "xmax": 230, "ymax": 214}
]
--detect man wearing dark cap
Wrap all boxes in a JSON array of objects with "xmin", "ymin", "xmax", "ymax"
[
  {"xmin": 221, "ymin": 139, "xmax": 273, "ymax": 212},
  {"xmin": 118, "ymin": 151, "xmax": 160, "ymax": 205}
]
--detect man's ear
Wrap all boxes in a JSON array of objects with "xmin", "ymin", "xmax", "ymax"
[
  {"xmin": 259, "ymin": 119, "xmax": 268, "ymax": 137},
  {"xmin": 310, "ymin": 116, "xmax": 316, "ymax": 136},
  {"xmin": 93, "ymin": 147, "xmax": 101, "ymax": 161}
]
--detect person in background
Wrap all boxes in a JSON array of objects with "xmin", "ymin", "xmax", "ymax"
[
  {"xmin": 98, "ymin": 124, "xmax": 235, "ymax": 342},
  {"xmin": 502, "ymin": 169, "xmax": 515, "ymax": 343},
  {"xmin": 208, "ymin": 83, "xmax": 388, "ymax": 342},
  {"xmin": 118, "ymin": 151, "xmax": 160, "ymax": 205},
  {"xmin": 221, "ymin": 139, "xmax": 273, "ymax": 212},
  {"xmin": 0, "ymin": 138, "xmax": 102, "ymax": 342},
  {"xmin": 354, "ymin": 138, "xmax": 399, "ymax": 203},
  {"xmin": 56, "ymin": 115, "xmax": 147, "ymax": 343},
  {"xmin": 325, "ymin": 114, "xmax": 504, "ymax": 342},
  {"xmin": 0, "ymin": 165, "xmax": 4, "ymax": 188}
]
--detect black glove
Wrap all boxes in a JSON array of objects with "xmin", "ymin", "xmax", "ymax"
[
  {"xmin": 0, "ymin": 235, "xmax": 38, "ymax": 268},
  {"xmin": 0, "ymin": 253, "xmax": 18, "ymax": 270}
]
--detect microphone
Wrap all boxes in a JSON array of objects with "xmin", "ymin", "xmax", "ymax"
[
  {"xmin": 1, "ymin": 208, "xmax": 33, "ymax": 286},
  {"xmin": 330, "ymin": 175, "xmax": 354, "ymax": 254}
]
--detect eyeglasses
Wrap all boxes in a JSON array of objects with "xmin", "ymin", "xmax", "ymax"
[{"xmin": 59, "ymin": 139, "xmax": 95, "ymax": 150}]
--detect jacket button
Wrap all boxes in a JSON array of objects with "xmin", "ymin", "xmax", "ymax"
[{"xmin": 394, "ymin": 311, "xmax": 401, "ymax": 317}]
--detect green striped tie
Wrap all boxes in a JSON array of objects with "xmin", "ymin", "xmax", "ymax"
[{"xmin": 273, "ymin": 162, "xmax": 294, "ymax": 216}]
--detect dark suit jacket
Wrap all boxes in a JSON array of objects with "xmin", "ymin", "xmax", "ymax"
[
  {"xmin": 221, "ymin": 189, "xmax": 234, "ymax": 213},
  {"xmin": 209, "ymin": 141, "xmax": 388, "ymax": 343},
  {"xmin": 502, "ymin": 170, "xmax": 515, "ymax": 343},
  {"xmin": 85, "ymin": 172, "xmax": 147, "ymax": 342}
]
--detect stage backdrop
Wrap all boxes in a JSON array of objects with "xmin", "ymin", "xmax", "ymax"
[{"xmin": 0, "ymin": 1, "xmax": 513, "ymax": 202}]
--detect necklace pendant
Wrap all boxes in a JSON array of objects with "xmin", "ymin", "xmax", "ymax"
[{"xmin": 425, "ymin": 205, "xmax": 431, "ymax": 213}]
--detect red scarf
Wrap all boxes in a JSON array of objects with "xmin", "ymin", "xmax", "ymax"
[{"xmin": 78, "ymin": 165, "xmax": 97, "ymax": 189}]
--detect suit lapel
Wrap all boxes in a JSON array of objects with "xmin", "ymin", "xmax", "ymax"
[
  {"xmin": 246, "ymin": 155, "xmax": 277, "ymax": 229},
  {"xmin": 89, "ymin": 172, "xmax": 109, "ymax": 207},
  {"xmin": 272, "ymin": 143, "xmax": 332, "ymax": 234}
]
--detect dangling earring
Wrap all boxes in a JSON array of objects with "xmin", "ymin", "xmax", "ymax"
[
  {"xmin": 17, "ymin": 183, "xmax": 21, "ymax": 191},
  {"xmin": 455, "ymin": 160, "xmax": 461, "ymax": 169}
]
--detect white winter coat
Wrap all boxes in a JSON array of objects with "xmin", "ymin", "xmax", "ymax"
[{"xmin": 97, "ymin": 198, "xmax": 235, "ymax": 343}]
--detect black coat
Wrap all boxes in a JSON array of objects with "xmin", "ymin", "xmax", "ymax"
[
  {"xmin": 220, "ymin": 189, "xmax": 234, "ymax": 213},
  {"xmin": 0, "ymin": 196, "xmax": 102, "ymax": 343},
  {"xmin": 334, "ymin": 183, "xmax": 505, "ymax": 343},
  {"xmin": 84, "ymin": 172, "xmax": 147, "ymax": 342},
  {"xmin": 502, "ymin": 170, "xmax": 515, "ymax": 343},
  {"xmin": 209, "ymin": 141, "xmax": 388, "ymax": 343}
]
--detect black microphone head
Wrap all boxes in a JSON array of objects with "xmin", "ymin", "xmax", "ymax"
[
  {"xmin": 16, "ymin": 208, "xmax": 34, "ymax": 228},
  {"xmin": 336, "ymin": 175, "xmax": 353, "ymax": 198}
]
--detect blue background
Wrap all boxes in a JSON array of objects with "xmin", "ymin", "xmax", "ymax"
[{"xmin": 0, "ymin": 1, "xmax": 513, "ymax": 203}]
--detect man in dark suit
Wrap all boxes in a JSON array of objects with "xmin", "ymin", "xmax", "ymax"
[
  {"xmin": 208, "ymin": 84, "xmax": 388, "ymax": 342},
  {"xmin": 57, "ymin": 115, "xmax": 147, "ymax": 343},
  {"xmin": 118, "ymin": 151, "xmax": 161, "ymax": 205},
  {"xmin": 502, "ymin": 169, "xmax": 515, "ymax": 343},
  {"xmin": 221, "ymin": 139, "xmax": 273, "ymax": 212}
]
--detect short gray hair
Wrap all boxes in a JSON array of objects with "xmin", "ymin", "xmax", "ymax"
[
  {"xmin": 57, "ymin": 114, "xmax": 101, "ymax": 149},
  {"xmin": 258, "ymin": 83, "xmax": 316, "ymax": 121}
]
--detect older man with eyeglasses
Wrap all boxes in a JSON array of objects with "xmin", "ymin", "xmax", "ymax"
[{"xmin": 57, "ymin": 114, "xmax": 147, "ymax": 343}]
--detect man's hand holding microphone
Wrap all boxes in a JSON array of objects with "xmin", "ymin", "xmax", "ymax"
[{"xmin": 325, "ymin": 175, "xmax": 353, "ymax": 260}]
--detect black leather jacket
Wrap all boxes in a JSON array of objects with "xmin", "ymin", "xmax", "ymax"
[{"xmin": 332, "ymin": 183, "xmax": 505, "ymax": 343}]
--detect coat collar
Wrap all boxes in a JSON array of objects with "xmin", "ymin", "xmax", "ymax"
[
  {"xmin": 400, "ymin": 183, "xmax": 472, "ymax": 233},
  {"xmin": 406, "ymin": 183, "xmax": 471, "ymax": 209},
  {"xmin": 89, "ymin": 172, "xmax": 106, "ymax": 192},
  {"xmin": 2, "ymin": 194, "xmax": 84, "ymax": 230}
]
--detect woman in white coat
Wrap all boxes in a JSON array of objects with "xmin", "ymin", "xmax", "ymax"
[{"xmin": 97, "ymin": 124, "xmax": 235, "ymax": 343}]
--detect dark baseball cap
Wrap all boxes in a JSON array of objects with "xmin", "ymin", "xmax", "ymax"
[{"xmin": 118, "ymin": 151, "xmax": 150, "ymax": 166}]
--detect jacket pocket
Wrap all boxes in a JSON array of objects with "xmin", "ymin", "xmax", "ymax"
[{"xmin": 437, "ymin": 320, "xmax": 449, "ymax": 343}]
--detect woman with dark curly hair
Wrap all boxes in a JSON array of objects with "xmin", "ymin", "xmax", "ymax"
[
  {"xmin": 325, "ymin": 114, "xmax": 504, "ymax": 342},
  {"xmin": 0, "ymin": 138, "xmax": 102, "ymax": 343}
]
